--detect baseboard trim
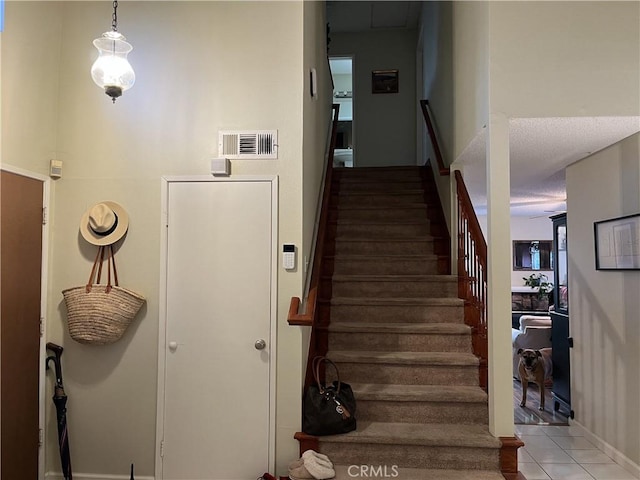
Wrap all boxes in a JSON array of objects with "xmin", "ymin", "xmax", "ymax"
[
  {"xmin": 570, "ymin": 419, "xmax": 640, "ymax": 478},
  {"xmin": 45, "ymin": 472, "xmax": 154, "ymax": 480}
]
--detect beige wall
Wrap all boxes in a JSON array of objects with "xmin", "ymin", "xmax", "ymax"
[
  {"xmin": 452, "ymin": 1, "xmax": 489, "ymax": 160},
  {"xmin": 566, "ymin": 133, "xmax": 640, "ymax": 469},
  {"xmin": 1, "ymin": 2, "xmax": 62, "ymax": 175},
  {"xmin": 489, "ymin": 1, "xmax": 640, "ymax": 118},
  {"xmin": 421, "ymin": 1, "xmax": 453, "ymax": 163},
  {"xmin": 420, "ymin": 1, "xmax": 453, "ymax": 235},
  {"xmin": 330, "ymin": 29, "xmax": 417, "ymax": 167},
  {"xmin": 2, "ymin": 1, "xmax": 324, "ymax": 477}
]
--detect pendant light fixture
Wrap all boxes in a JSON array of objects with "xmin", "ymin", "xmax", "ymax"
[{"xmin": 91, "ymin": 1, "xmax": 135, "ymax": 103}]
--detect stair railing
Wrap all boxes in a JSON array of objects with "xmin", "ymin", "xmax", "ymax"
[
  {"xmin": 420, "ymin": 98, "xmax": 488, "ymax": 392},
  {"xmin": 287, "ymin": 103, "xmax": 340, "ymax": 328},
  {"xmin": 454, "ymin": 171, "xmax": 488, "ymax": 391}
]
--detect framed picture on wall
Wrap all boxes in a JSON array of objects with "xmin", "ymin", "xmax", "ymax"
[
  {"xmin": 372, "ymin": 70, "xmax": 398, "ymax": 94},
  {"xmin": 594, "ymin": 213, "xmax": 640, "ymax": 270}
]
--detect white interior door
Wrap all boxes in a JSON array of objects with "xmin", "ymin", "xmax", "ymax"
[{"xmin": 159, "ymin": 178, "xmax": 276, "ymax": 480}]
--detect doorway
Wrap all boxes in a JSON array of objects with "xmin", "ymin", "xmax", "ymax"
[
  {"xmin": 1, "ymin": 168, "xmax": 48, "ymax": 480},
  {"xmin": 156, "ymin": 176, "xmax": 277, "ymax": 479},
  {"xmin": 329, "ymin": 56, "xmax": 354, "ymax": 167}
]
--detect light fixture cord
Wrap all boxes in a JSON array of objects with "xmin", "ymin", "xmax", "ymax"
[{"xmin": 111, "ymin": 0, "xmax": 118, "ymax": 32}]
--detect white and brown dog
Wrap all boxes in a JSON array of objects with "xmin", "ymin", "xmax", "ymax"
[{"xmin": 517, "ymin": 348, "xmax": 552, "ymax": 411}]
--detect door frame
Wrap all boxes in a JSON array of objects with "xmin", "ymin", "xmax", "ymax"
[
  {"xmin": 0, "ymin": 164, "xmax": 51, "ymax": 480},
  {"xmin": 155, "ymin": 175, "xmax": 278, "ymax": 478},
  {"xmin": 328, "ymin": 54, "xmax": 355, "ymax": 167}
]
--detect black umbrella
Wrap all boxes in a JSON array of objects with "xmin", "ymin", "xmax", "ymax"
[{"xmin": 46, "ymin": 342, "xmax": 72, "ymax": 480}]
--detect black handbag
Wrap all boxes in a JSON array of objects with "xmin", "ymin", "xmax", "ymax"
[{"xmin": 302, "ymin": 356, "xmax": 357, "ymax": 436}]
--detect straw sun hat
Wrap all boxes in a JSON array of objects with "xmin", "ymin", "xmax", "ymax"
[{"xmin": 80, "ymin": 201, "xmax": 129, "ymax": 246}]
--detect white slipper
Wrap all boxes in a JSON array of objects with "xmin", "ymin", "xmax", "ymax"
[
  {"xmin": 288, "ymin": 458, "xmax": 305, "ymax": 470},
  {"xmin": 288, "ymin": 464, "xmax": 314, "ymax": 480},
  {"xmin": 303, "ymin": 455, "xmax": 336, "ymax": 480},
  {"xmin": 289, "ymin": 453, "xmax": 332, "ymax": 471},
  {"xmin": 302, "ymin": 450, "xmax": 333, "ymax": 466}
]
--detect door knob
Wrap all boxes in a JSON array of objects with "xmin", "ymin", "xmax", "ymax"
[
  {"xmin": 168, "ymin": 341, "xmax": 178, "ymax": 352},
  {"xmin": 254, "ymin": 339, "xmax": 267, "ymax": 350}
]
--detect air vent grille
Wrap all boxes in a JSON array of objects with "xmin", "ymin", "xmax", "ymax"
[{"xmin": 219, "ymin": 130, "xmax": 278, "ymax": 159}]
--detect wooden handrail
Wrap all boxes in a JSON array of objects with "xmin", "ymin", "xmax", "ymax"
[
  {"xmin": 455, "ymin": 170, "xmax": 488, "ymax": 391},
  {"xmin": 420, "ymin": 99, "xmax": 450, "ymax": 176},
  {"xmin": 419, "ymin": 97, "xmax": 488, "ymax": 391},
  {"xmin": 287, "ymin": 103, "xmax": 340, "ymax": 326}
]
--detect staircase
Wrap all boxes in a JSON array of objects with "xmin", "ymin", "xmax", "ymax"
[{"xmin": 309, "ymin": 166, "xmax": 504, "ymax": 480}]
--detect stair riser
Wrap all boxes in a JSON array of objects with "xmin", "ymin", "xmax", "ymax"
[
  {"xmin": 332, "ymin": 193, "xmax": 426, "ymax": 207},
  {"xmin": 328, "ymin": 332, "xmax": 472, "ymax": 353},
  {"xmin": 329, "ymin": 305, "xmax": 465, "ymax": 324},
  {"xmin": 337, "ymin": 181, "xmax": 424, "ymax": 192},
  {"xmin": 356, "ymin": 400, "xmax": 489, "ymax": 425},
  {"xmin": 335, "ymin": 223, "xmax": 431, "ymax": 238},
  {"xmin": 335, "ymin": 170, "xmax": 423, "ymax": 182},
  {"xmin": 330, "ymin": 241, "xmax": 434, "ymax": 256},
  {"xmin": 317, "ymin": 442, "xmax": 499, "ymax": 471},
  {"xmin": 331, "ymin": 280, "xmax": 457, "ymax": 298},
  {"xmin": 333, "ymin": 362, "xmax": 479, "ymax": 386},
  {"xmin": 329, "ymin": 258, "xmax": 439, "ymax": 276},
  {"xmin": 330, "ymin": 208, "xmax": 429, "ymax": 222}
]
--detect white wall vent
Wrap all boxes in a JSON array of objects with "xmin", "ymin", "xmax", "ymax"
[{"xmin": 218, "ymin": 130, "xmax": 278, "ymax": 159}]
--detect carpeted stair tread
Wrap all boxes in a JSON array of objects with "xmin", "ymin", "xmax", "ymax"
[
  {"xmin": 318, "ymin": 421, "xmax": 500, "ymax": 448},
  {"xmin": 332, "ymin": 217, "xmax": 430, "ymax": 225},
  {"xmin": 327, "ymin": 322, "xmax": 470, "ymax": 335},
  {"xmin": 334, "ymin": 203, "xmax": 428, "ymax": 210},
  {"xmin": 333, "ymin": 236, "xmax": 435, "ymax": 242},
  {"xmin": 331, "ymin": 465, "xmax": 505, "ymax": 480},
  {"xmin": 336, "ymin": 176, "xmax": 424, "ymax": 183},
  {"xmin": 332, "ymin": 218, "xmax": 429, "ymax": 224},
  {"xmin": 329, "ymin": 297, "xmax": 464, "ymax": 306},
  {"xmin": 349, "ymin": 383, "xmax": 487, "ymax": 403},
  {"xmin": 327, "ymin": 253, "xmax": 439, "ymax": 260},
  {"xmin": 327, "ymin": 350, "xmax": 479, "ymax": 366},
  {"xmin": 335, "ymin": 166, "xmax": 422, "ymax": 174},
  {"xmin": 334, "ymin": 167, "xmax": 422, "ymax": 179},
  {"xmin": 330, "ymin": 274, "xmax": 457, "ymax": 282},
  {"xmin": 335, "ymin": 189, "xmax": 427, "ymax": 196},
  {"xmin": 334, "ymin": 188, "xmax": 424, "ymax": 199}
]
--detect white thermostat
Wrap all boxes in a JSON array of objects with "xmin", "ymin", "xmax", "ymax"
[{"xmin": 283, "ymin": 244, "xmax": 296, "ymax": 270}]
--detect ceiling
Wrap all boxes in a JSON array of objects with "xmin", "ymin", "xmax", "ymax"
[
  {"xmin": 459, "ymin": 117, "xmax": 640, "ymax": 217},
  {"xmin": 326, "ymin": 1, "xmax": 421, "ymax": 33},
  {"xmin": 326, "ymin": 1, "xmax": 640, "ymax": 217}
]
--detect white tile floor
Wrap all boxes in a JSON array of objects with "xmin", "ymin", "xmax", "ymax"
[{"xmin": 515, "ymin": 424, "xmax": 638, "ymax": 480}]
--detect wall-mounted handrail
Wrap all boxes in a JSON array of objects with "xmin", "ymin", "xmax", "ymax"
[
  {"xmin": 455, "ymin": 170, "xmax": 489, "ymax": 391},
  {"xmin": 420, "ymin": 99, "xmax": 450, "ymax": 176},
  {"xmin": 287, "ymin": 103, "xmax": 340, "ymax": 326}
]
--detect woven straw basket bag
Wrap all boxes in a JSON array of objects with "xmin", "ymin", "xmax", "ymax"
[{"xmin": 63, "ymin": 245, "xmax": 145, "ymax": 345}]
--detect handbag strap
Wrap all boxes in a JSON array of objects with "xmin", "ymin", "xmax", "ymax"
[
  {"xmin": 312, "ymin": 356, "xmax": 341, "ymax": 395},
  {"xmin": 102, "ymin": 245, "xmax": 121, "ymax": 292},
  {"xmin": 109, "ymin": 244, "xmax": 120, "ymax": 287},
  {"xmin": 85, "ymin": 246, "xmax": 104, "ymax": 292},
  {"xmin": 85, "ymin": 245, "xmax": 120, "ymax": 293}
]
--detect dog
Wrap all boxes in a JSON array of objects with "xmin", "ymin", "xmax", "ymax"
[{"xmin": 517, "ymin": 348, "xmax": 552, "ymax": 411}]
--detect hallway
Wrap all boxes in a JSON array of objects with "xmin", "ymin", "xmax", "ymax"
[{"xmin": 516, "ymin": 425, "xmax": 637, "ymax": 480}]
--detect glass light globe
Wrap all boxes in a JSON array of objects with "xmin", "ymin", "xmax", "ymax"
[{"xmin": 91, "ymin": 31, "xmax": 135, "ymax": 102}]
